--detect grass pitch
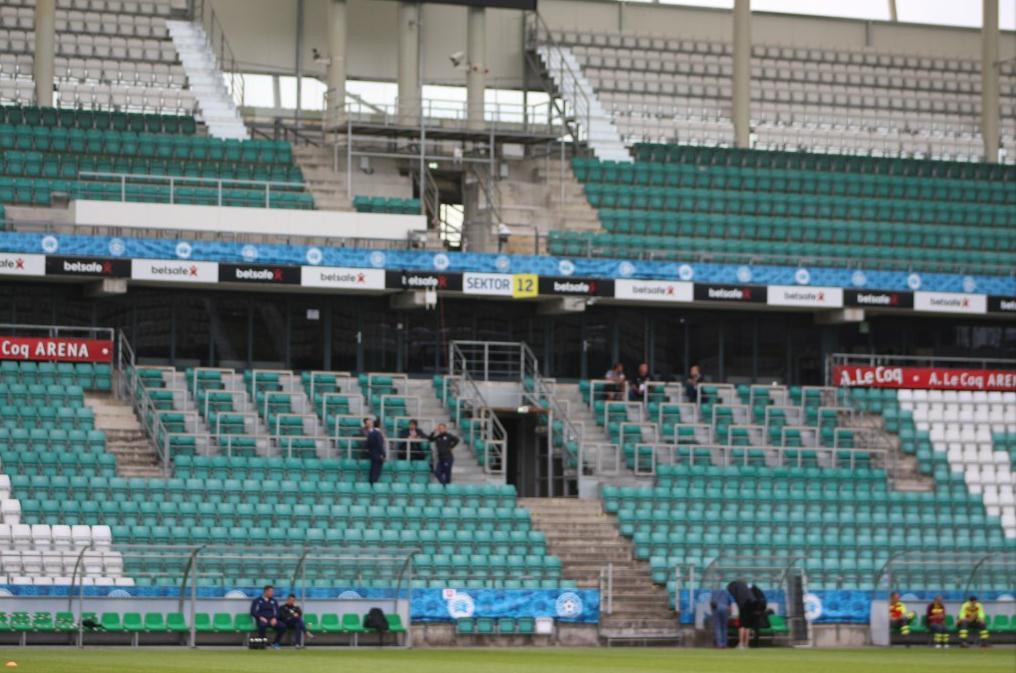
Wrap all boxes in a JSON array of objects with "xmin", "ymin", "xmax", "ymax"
[{"xmin": 0, "ymin": 647, "xmax": 1012, "ymax": 673}]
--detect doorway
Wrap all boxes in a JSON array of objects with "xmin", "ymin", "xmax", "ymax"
[{"xmin": 501, "ymin": 410, "xmax": 573, "ymax": 497}]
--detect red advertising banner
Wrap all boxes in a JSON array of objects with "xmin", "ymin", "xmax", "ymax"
[
  {"xmin": 832, "ymin": 365, "xmax": 1016, "ymax": 391},
  {"xmin": 0, "ymin": 336, "xmax": 114, "ymax": 363}
]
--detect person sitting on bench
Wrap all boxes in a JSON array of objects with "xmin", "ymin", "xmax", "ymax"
[
  {"xmin": 279, "ymin": 594, "xmax": 311, "ymax": 648},
  {"xmin": 250, "ymin": 585, "xmax": 286, "ymax": 649}
]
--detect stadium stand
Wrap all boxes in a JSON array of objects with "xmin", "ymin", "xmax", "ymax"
[
  {"xmin": 0, "ymin": 362, "xmax": 564, "ymax": 590},
  {"xmin": 884, "ymin": 389, "xmax": 1015, "ymax": 538},
  {"xmin": 0, "ymin": 361, "xmax": 126, "ymax": 587},
  {"xmin": 550, "ymin": 145, "xmax": 1016, "ymax": 272},
  {"xmin": 0, "ymin": 0, "xmax": 192, "ymax": 112},
  {"xmin": 591, "ymin": 374, "xmax": 1014, "ymax": 610},
  {"xmin": 545, "ymin": 29, "xmax": 1016, "ymax": 162},
  {"xmin": 0, "ymin": 0, "xmax": 1014, "ymax": 654},
  {"xmin": 0, "ymin": 105, "xmax": 312, "ymax": 209}
]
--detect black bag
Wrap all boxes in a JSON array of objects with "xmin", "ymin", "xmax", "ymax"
[{"xmin": 364, "ymin": 607, "xmax": 389, "ymax": 632}]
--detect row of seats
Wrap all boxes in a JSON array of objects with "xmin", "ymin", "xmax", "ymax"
[
  {"xmin": 2, "ymin": 30, "xmax": 177, "ymax": 64},
  {"xmin": 571, "ymin": 157, "xmax": 1014, "ymax": 204},
  {"xmin": 2, "ymin": 134, "xmax": 296, "ymax": 168},
  {"xmin": 630, "ymin": 143, "xmax": 1013, "ymax": 181},
  {"xmin": 0, "ymin": 105, "xmax": 195, "ymax": 133},
  {"xmin": 352, "ymin": 195, "xmax": 422, "ymax": 215},
  {"xmin": 0, "ymin": 360, "xmax": 112, "ymax": 386},
  {"xmin": 0, "ymin": 610, "xmax": 406, "ymax": 637}
]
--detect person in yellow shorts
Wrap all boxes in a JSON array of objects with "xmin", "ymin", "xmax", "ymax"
[
  {"xmin": 925, "ymin": 595, "xmax": 949, "ymax": 649},
  {"xmin": 889, "ymin": 592, "xmax": 915, "ymax": 645},
  {"xmin": 957, "ymin": 596, "xmax": 989, "ymax": 648}
]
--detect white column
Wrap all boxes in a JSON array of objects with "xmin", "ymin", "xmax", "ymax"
[
  {"xmin": 398, "ymin": 1, "xmax": 421, "ymax": 124},
  {"xmin": 732, "ymin": 0, "xmax": 751, "ymax": 148},
  {"xmin": 466, "ymin": 5, "xmax": 486, "ymax": 129},
  {"xmin": 326, "ymin": 0, "xmax": 347, "ymax": 125},
  {"xmin": 34, "ymin": 0, "xmax": 56, "ymax": 107},
  {"xmin": 981, "ymin": 0, "xmax": 999, "ymax": 163}
]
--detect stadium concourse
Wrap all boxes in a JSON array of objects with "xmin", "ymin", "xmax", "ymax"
[{"xmin": 0, "ymin": 0, "xmax": 1014, "ymax": 660}]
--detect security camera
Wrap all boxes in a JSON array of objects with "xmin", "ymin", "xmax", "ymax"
[
  {"xmin": 449, "ymin": 51, "xmax": 464, "ymax": 67},
  {"xmin": 312, "ymin": 47, "xmax": 330, "ymax": 65}
]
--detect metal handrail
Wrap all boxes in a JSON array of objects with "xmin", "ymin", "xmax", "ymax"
[
  {"xmin": 554, "ymin": 235, "xmax": 1016, "ymax": 278},
  {"xmin": 194, "ymin": 0, "xmax": 245, "ymax": 107},
  {"xmin": 448, "ymin": 342, "xmax": 507, "ymax": 476},
  {"xmin": 525, "ymin": 12, "xmax": 592, "ymax": 144},
  {"xmin": 519, "ymin": 341, "xmax": 584, "ymax": 478},
  {"xmin": 6, "ymin": 217, "xmax": 428, "ymax": 250},
  {"xmin": 120, "ymin": 349, "xmax": 176, "ymax": 476},
  {"xmin": 76, "ymin": 171, "xmax": 305, "ymax": 208}
]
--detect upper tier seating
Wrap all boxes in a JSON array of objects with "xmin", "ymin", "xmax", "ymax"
[
  {"xmin": 0, "ymin": 105, "xmax": 313, "ymax": 209},
  {"xmin": 0, "ymin": 0, "xmax": 192, "ymax": 114},
  {"xmin": 550, "ymin": 144, "xmax": 1016, "ymax": 273},
  {"xmin": 549, "ymin": 30, "xmax": 1016, "ymax": 162}
]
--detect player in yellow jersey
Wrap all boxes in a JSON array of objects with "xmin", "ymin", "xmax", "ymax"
[
  {"xmin": 957, "ymin": 596, "xmax": 989, "ymax": 648},
  {"xmin": 889, "ymin": 592, "xmax": 915, "ymax": 645}
]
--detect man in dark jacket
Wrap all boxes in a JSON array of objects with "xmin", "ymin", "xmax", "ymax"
[
  {"xmin": 363, "ymin": 417, "xmax": 386, "ymax": 485},
  {"xmin": 428, "ymin": 422, "xmax": 460, "ymax": 486},
  {"xmin": 278, "ymin": 594, "xmax": 310, "ymax": 648},
  {"xmin": 726, "ymin": 579, "xmax": 753, "ymax": 649},
  {"xmin": 250, "ymin": 585, "xmax": 285, "ymax": 649}
]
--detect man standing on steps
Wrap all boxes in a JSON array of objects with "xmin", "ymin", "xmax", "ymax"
[
  {"xmin": 428, "ymin": 422, "xmax": 459, "ymax": 486},
  {"xmin": 363, "ymin": 417, "xmax": 386, "ymax": 486}
]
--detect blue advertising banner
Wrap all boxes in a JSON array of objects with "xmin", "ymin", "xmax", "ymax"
[
  {"xmin": 1, "ymin": 231, "xmax": 1012, "ymax": 296},
  {"xmin": 410, "ymin": 588, "xmax": 600, "ymax": 623},
  {"xmin": 0, "ymin": 584, "xmax": 601, "ymax": 624}
]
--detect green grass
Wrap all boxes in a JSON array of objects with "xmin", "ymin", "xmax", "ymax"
[{"xmin": 0, "ymin": 648, "xmax": 1011, "ymax": 673}]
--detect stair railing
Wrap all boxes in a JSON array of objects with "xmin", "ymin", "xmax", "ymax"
[
  {"xmin": 524, "ymin": 11, "xmax": 591, "ymax": 145},
  {"xmin": 519, "ymin": 342, "xmax": 584, "ymax": 477},
  {"xmin": 448, "ymin": 342, "xmax": 508, "ymax": 476},
  {"xmin": 117, "ymin": 331, "xmax": 175, "ymax": 476},
  {"xmin": 194, "ymin": 0, "xmax": 245, "ymax": 107}
]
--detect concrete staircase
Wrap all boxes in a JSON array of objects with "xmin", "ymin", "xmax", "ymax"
[
  {"xmin": 291, "ymin": 145, "xmax": 353, "ymax": 211},
  {"xmin": 535, "ymin": 45, "xmax": 630, "ymax": 163},
  {"xmin": 521, "ymin": 498, "xmax": 679, "ymax": 645},
  {"xmin": 84, "ymin": 393, "xmax": 164, "ymax": 478},
  {"xmin": 496, "ymin": 155, "xmax": 600, "ymax": 255},
  {"xmin": 407, "ymin": 378, "xmax": 499, "ymax": 485},
  {"xmin": 550, "ymin": 382, "xmax": 646, "ymax": 485},
  {"xmin": 844, "ymin": 413, "xmax": 934, "ymax": 491},
  {"xmin": 166, "ymin": 20, "xmax": 248, "ymax": 140}
]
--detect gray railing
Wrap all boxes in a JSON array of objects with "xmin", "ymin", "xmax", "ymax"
[
  {"xmin": 7, "ymin": 217, "xmax": 428, "ymax": 250},
  {"xmin": 519, "ymin": 341, "xmax": 583, "ymax": 478},
  {"xmin": 76, "ymin": 172, "xmax": 305, "ymax": 208},
  {"xmin": 448, "ymin": 341, "xmax": 508, "ymax": 476},
  {"xmin": 552, "ymin": 236, "xmax": 1016, "ymax": 278},
  {"xmin": 194, "ymin": 0, "xmax": 245, "ymax": 107},
  {"xmin": 524, "ymin": 12, "xmax": 592, "ymax": 145}
]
